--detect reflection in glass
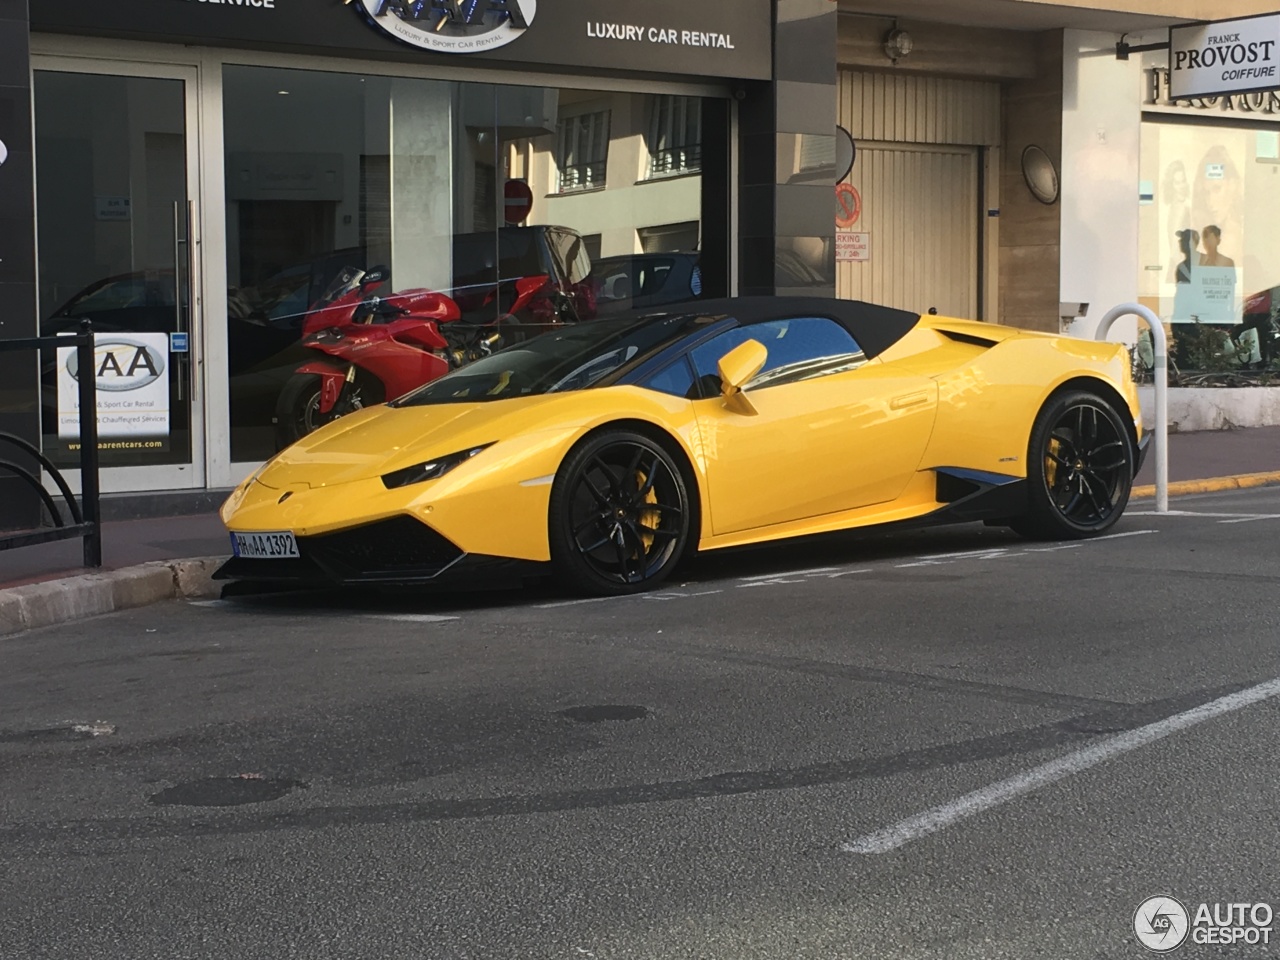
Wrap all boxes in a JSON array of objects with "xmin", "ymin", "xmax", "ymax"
[{"xmin": 223, "ymin": 67, "xmax": 712, "ymax": 461}]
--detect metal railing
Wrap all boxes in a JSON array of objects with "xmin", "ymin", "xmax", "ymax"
[
  {"xmin": 1096, "ymin": 304, "xmax": 1168, "ymax": 513},
  {"xmin": 0, "ymin": 319, "xmax": 101, "ymax": 566}
]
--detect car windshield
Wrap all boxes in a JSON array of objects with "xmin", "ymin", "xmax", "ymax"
[{"xmin": 393, "ymin": 313, "xmax": 713, "ymax": 406}]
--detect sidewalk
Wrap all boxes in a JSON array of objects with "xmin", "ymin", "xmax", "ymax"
[
  {"xmin": 1134, "ymin": 424, "xmax": 1280, "ymax": 487},
  {"xmin": 0, "ymin": 513, "xmax": 229, "ymax": 589},
  {"xmin": 0, "ymin": 425, "xmax": 1276, "ymax": 592}
]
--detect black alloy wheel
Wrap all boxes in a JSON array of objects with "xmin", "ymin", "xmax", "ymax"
[
  {"xmin": 549, "ymin": 431, "xmax": 691, "ymax": 595},
  {"xmin": 1013, "ymin": 389, "xmax": 1135, "ymax": 539}
]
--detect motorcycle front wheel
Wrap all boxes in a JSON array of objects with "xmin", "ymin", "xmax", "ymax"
[{"xmin": 274, "ymin": 373, "xmax": 326, "ymax": 449}]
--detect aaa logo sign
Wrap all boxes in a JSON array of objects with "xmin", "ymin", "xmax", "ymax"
[
  {"xmin": 57, "ymin": 334, "xmax": 171, "ymax": 441},
  {"xmin": 357, "ymin": 0, "xmax": 535, "ymax": 54}
]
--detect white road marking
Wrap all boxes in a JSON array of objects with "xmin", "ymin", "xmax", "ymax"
[
  {"xmin": 918, "ymin": 547, "xmax": 1015, "ymax": 561},
  {"xmin": 69, "ymin": 722, "xmax": 116, "ymax": 737},
  {"xmin": 367, "ymin": 614, "xmax": 460, "ymax": 623},
  {"xmin": 534, "ymin": 596, "xmax": 621, "ymax": 609},
  {"xmin": 841, "ymin": 674, "xmax": 1280, "ymax": 855},
  {"xmin": 1026, "ymin": 544, "xmax": 1081, "ymax": 553},
  {"xmin": 1089, "ymin": 529, "xmax": 1159, "ymax": 541},
  {"xmin": 1128, "ymin": 510, "xmax": 1261, "ymax": 518},
  {"xmin": 739, "ymin": 566, "xmax": 843, "ymax": 582},
  {"xmin": 896, "ymin": 549, "xmax": 1012, "ymax": 568},
  {"xmin": 1129, "ymin": 509, "xmax": 1280, "ymax": 524}
]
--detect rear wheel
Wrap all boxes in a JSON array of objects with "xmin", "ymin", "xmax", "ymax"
[
  {"xmin": 1012, "ymin": 389, "xmax": 1135, "ymax": 540},
  {"xmin": 549, "ymin": 431, "xmax": 691, "ymax": 596}
]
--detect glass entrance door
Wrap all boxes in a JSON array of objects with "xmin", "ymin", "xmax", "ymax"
[{"xmin": 33, "ymin": 62, "xmax": 203, "ymax": 492}]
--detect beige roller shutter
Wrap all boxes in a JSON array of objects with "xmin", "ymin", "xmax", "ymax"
[
  {"xmin": 836, "ymin": 70, "xmax": 997, "ymax": 320},
  {"xmin": 838, "ymin": 142, "xmax": 980, "ymax": 319}
]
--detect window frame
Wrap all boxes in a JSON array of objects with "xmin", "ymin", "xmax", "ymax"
[{"xmin": 687, "ymin": 317, "xmax": 868, "ymax": 398}]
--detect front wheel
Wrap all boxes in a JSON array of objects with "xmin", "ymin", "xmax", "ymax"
[
  {"xmin": 274, "ymin": 373, "xmax": 326, "ymax": 448},
  {"xmin": 549, "ymin": 431, "xmax": 691, "ymax": 596},
  {"xmin": 1012, "ymin": 389, "xmax": 1135, "ymax": 540}
]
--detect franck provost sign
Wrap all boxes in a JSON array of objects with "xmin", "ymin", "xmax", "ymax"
[
  {"xmin": 1170, "ymin": 14, "xmax": 1280, "ymax": 100},
  {"xmin": 33, "ymin": 0, "xmax": 772, "ymax": 80}
]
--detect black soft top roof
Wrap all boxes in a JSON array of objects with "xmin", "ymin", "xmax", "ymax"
[{"xmin": 660, "ymin": 296, "xmax": 921, "ymax": 360}]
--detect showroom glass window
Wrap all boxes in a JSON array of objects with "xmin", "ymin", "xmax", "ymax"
[
  {"xmin": 33, "ymin": 72, "xmax": 194, "ymax": 470},
  {"xmin": 1137, "ymin": 99, "xmax": 1280, "ymax": 370},
  {"xmin": 221, "ymin": 67, "xmax": 721, "ymax": 464}
]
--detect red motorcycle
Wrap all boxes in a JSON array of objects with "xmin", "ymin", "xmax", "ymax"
[{"xmin": 274, "ymin": 266, "xmax": 569, "ymax": 447}]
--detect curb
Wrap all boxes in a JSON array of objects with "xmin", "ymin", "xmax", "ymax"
[
  {"xmin": 1131, "ymin": 470, "xmax": 1280, "ymax": 500},
  {"xmin": 0, "ymin": 556, "xmax": 226, "ymax": 638}
]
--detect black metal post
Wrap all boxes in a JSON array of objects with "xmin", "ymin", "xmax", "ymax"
[{"xmin": 76, "ymin": 319, "xmax": 102, "ymax": 568}]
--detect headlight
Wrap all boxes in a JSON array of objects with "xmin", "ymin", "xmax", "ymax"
[{"xmin": 380, "ymin": 443, "xmax": 494, "ymax": 490}]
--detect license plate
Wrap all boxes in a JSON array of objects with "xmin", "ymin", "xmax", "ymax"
[{"xmin": 230, "ymin": 530, "xmax": 300, "ymax": 559}]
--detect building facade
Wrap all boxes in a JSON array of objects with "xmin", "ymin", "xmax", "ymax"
[
  {"xmin": 0, "ymin": 0, "xmax": 1274, "ymax": 512},
  {"xmin": 835, "ymin": 0, "xmax": 1280, "ymax": 359}
]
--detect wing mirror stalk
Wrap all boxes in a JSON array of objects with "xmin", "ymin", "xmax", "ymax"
[{"xmin": 717, "ymin": 339, "xmax": 767, "ymax": 416}]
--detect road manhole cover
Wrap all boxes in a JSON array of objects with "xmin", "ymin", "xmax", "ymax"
[
  {"xmin": 558, "ymin": 704, "xmax": 649, "ymax": 723},
  {"xmin": 149, "ymin": 775, "xmax": 305, "ymax": 807}
]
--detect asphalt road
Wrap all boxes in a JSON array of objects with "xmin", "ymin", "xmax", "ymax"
[{"xmin": 3, "ymin": 488, "xmax": 1280, "ymax": 959}]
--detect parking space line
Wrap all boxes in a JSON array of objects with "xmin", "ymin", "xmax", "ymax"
[
  {"xmin": 535, "ymin": 597, "xmax": 621, "ymax": 609},
  {"xmin": 367, "ymin": 614, "xmax": 460, "ymax": 624},
  {"xmin": 1128, "ymin": 510, "xmax": 1274, "ymax": 518},
  {"xmin": 739, "ymin": 567, "xmax": 843, "ymax": 582},
  {"xmin": 841, "ymin": 673, "xmax": 1280, "ymax": 855},
  {"xmin": 1129, "ymin": 510, "xmax": 1280, "ymax": 524}
]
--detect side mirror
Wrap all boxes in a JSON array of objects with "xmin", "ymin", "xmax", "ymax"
[
  {"xmin": 717, "ymin": 339, "xmax": 767, "ymax": 396},
  {"xmin": 361, "ymin": 265, "xmax": 391, "ymax": 287}
]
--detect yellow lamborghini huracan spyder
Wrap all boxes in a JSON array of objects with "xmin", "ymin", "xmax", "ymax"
[{"xmin": 218, "ymin": 297, "xmax": 1147, "ymax": 595}]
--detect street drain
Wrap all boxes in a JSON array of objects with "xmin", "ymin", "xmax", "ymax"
[
  {"xmin": 149, "ymin": 775, "xmax": 305, "ymax": 807},
  {"xmin": 559, "ymin": 704, "xmax": 649, "ymax": 723}
]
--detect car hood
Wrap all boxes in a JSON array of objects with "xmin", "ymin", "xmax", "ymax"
[{"xmin": 255, "ymin": 394, "xmax": 562, "ymax": 490}]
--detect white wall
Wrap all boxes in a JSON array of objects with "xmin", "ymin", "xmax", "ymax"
[{"xmin": 1059, "ymin": 29, "xmax": 1144, "ymax": 339}]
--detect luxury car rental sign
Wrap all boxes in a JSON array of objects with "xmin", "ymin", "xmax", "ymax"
[{"xmin": 57, "ymin": 333, "xmax": 171, "ymax": 447}]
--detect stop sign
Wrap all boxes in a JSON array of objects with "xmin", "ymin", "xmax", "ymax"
[{"xmin": 504, "ymin": 179, "xmax": 533, "ymax": 224}]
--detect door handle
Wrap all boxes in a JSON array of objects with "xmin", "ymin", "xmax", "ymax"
[
  {"xmin": 890, "ymin": 392, "xmax": 930, "ymax": 410},
  {"xmin": 173, "ymin": 200, "xmax": 185, "ymax": 402}
]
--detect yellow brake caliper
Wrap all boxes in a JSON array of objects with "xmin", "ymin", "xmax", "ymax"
[{"xmin": 635, "ymin": 469, "xmax": 660, "ymax": 553}]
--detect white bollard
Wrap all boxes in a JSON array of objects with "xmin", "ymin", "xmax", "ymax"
[{"xmin": 1094, "ymin": 304, "xmax": 1168, "ymax": 513}]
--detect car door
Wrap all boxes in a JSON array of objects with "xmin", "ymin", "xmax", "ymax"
[{"xmin": 690, "ymin": 317, "xmax": 938, "ymax": 535}]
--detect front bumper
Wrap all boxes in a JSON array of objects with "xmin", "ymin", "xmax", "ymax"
[{"xmin": 216, "ymin": 514, "xmax": 544, "ymax": 588}]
